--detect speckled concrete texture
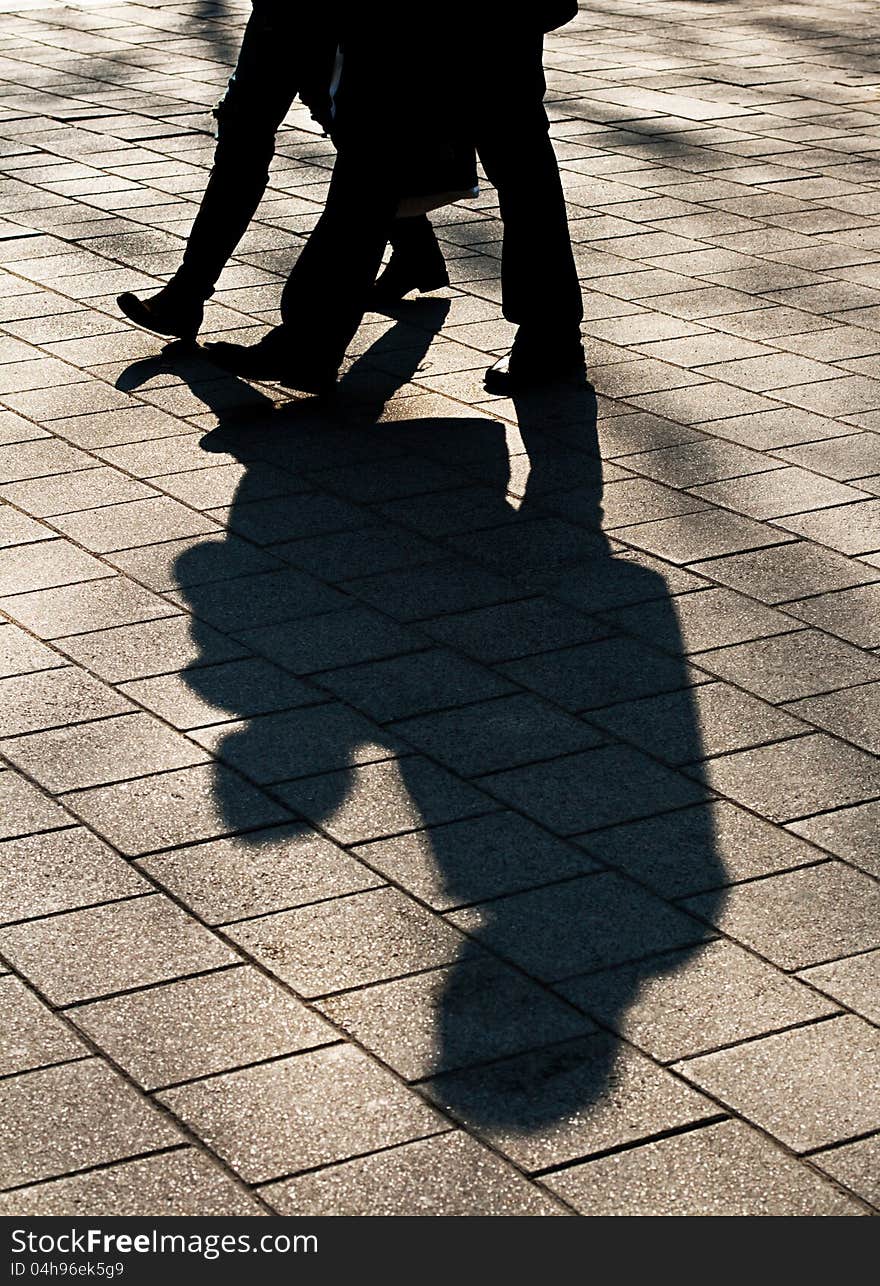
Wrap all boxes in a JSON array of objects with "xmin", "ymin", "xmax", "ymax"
[{"xmin": 0, "ymin": 0, "xmax": 877, "ymax": 1216}]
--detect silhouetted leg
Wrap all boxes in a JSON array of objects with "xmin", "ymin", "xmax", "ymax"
[
  {"xmin": 172, "ymin": 6, "xmax": 308, "ymax": 301},
  {"xmin": 371, "ymin": 214, "xmax": 449, "ymax": 304},
  {"xmin": 473, "ymin": 33, "xmax": 582, "ymax": 345},
  {"xmin": 278, "ymin": 145, "xmax": 401, "ymax": 368}
]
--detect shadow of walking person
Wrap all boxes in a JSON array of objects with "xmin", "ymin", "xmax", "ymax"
[{"xmin": 117, "ymin": 309, "xmax": 724, "ymax": 1175}]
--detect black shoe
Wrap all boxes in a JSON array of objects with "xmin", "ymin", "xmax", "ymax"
[
  {"xmin": 204, "ymin": 334, "xmax": 337, "ymax": 395},
  {"xmin": 368, "ymin": 251, "xmax": 450, "ymax": 308},
  {"xmin": 117, "ymin": 285, "xmax": 205, "ymax": 342},
  {"xmin": 484, "ymin": 340, "xmax": 587, "ymax": 394}
]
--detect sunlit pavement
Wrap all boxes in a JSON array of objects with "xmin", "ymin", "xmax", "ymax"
[{"xmin": 0, "ymin": 0, "xmax": 878, "ymax": 1216}]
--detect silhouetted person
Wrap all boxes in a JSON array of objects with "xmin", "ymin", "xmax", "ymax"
[
  {"xmin": 115, "ymin": 0, "xmax": 452, "ymax": 343},
  {"xmin": 208, "ymin": 2, "xmax": 584, "ymax": 394}
]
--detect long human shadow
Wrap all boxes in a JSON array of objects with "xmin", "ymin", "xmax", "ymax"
[{"xmin": 118, "ymin": 312, "xmax": 723, "ymax": 1149}]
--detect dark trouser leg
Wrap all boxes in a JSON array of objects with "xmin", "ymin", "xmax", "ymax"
[
  {"xmin": 473, "ymin": 33, "xmax": 582, "ymax": 341},
  {"xmin": 278, "ymin": 145, "xmax": 401, "ymax": 368},
  {"xmin": 387, "ymin": 214, "xmax": 440, "ymax": 261},
  {"xmin": 172, "ymin": 7, "xmax": 304, "ymax": 300},
  {"xmin": 375, "ymin": 214, "xmax": 449, "ymax": 298}
]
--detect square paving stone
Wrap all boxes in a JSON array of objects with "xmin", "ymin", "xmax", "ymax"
[
  {"xmin": 227, "ymin": 886, "xmax": 467, "ymax": 998},
  {"xmin": 0, "ymin": 1059, "xmax": 182, "ymax": 1189},
  {"xmin": 559, "ymin": 939, "xmax": 837, "ymax": 1062},
  {"xmin": 345, "ymin": 559, "xmax": 520, "ymax": 622},
  {"xmin": 552, "ymin": 547, "xmax": 708, "ymax": 616},
  {"xmin": 586, "ymin": 681, "xmax": 803, "ymax": 765},
  {"xmin": 676, "ymin": 1016, "xmax": 880, "ymax": 1152},
  {"xmin": 353, "ymin": 812, "xmax": 596, "ymax": 911},
  {"xmin": 0, "ymin": 412, "xmax": 48, "ymax": 448},
  {"xmin": 156, "ymin": 462, "xmax": 309, "ymax": 513},
  {"xmin": 689, "ymin": 542, "xmax": 878, "ymax": 603},
  {"xmin": 69, "ymin": 966, "xmax": 336, "ymax": 1090},
  {"xmin": 0, "ymin": 667, "xmax": 132, "ymax": 737},
  {"xmin": 0, "ymin": 467, "xmax": 157, "ymax": 519},
  {"xmin": 138, "ymin": 825, "xmax": 380, "ymax": 927},
  {"xmin": 276, "ymin": 522, "xmax": 441, "ymax": 582},
  {"xmin": 48, "ymin": 405, "xmax": 192, "ymax": 451},
  {"xmin": 0, "ymin": 771, "xmax": 71, "ymax": 840},
  {"xmin": 319, "ymin": 957, "xmax": 594, "ymax": 1080},
  {"xmin": 784, "ymin": 683, "xmax": 880, "ymax": 755},
  {"xmin": 449, "ymin": 872, "xmax": 709, "ymax": 981},
  {"xmin": 542, "ymin": 1119, "xmax": 861, "ymax": 1216},
  {"xmin": 580, "ymin": 800, "xmax": 822, "ymax": 898},
  {"xmin": 240, "ymin": 606, "xmax": 420, "ymax": 675},
  {"xmin": 0, "ymin": 712, "xmax": 209, "ymax": 792},
  {"xmin": 699, "ymin": 353, "xmax": 846, "ymax": 393},
  {"xmin": 784, "ymin": 583, "xmax": 880, "ymax": 648},
  {"xmin": 602, "ymin": 587, "xmax": 798, "ymax": 654},
  {"xmin": 376, "ymin": 484, "xmax": 523, "ymax": 540},
  {"xmin": 157, "ymin": 1045, "xmax": 447, "ymax": 1183},
  {"xmin": 779, "ymin": 498, "xmax": 880, "ymax": 556},
  {"xmin": 0, "ymin": 827, "xmax": 148, "ymax": 924},
  {"xmin": 391, "ymin": 693, "xmax": 604, "ymax": 777},
  {"xmin": 777, "ymin": 433, "xmax": 880, "ymax": 480},
  {"xmin": 64, "ymin": 764, "xmax": 291, "ymax": 857},
  {"xmin": 420, "ymin": 596, "xmax": 609, "ymax": 663},
  {"xmin": 0, "ymin": 1149, "xmax": 264, "ymax": 1216},
  {"xmin": 55, "ymin": 615, "xmax": 249, "ymax": 683},
  {"xmin": 813, "ymin": 1135, "xmax": 880, "ymax": 1208},
  {"xmin": 168, "ymin": 568, "xmax": 347, "ymax": 633},
  {"xmin": 119, "ymin": 658, "xmax": 323, "ymax": 730},
  {"xmin": 315, "ymin": 649, "xmax": 513, "ymax": 723},
  {"xmin": 0, "ymin": 438, "xmax": 94, "ymax": 484},
  {"xmin": 500, "ymin": 637, "xmax": 701, "ymax": 713},
  {"xmin": 0, "ymin": 577, "xmax": 177, "ymax": 639},
  {"xmin": 0, "ymin": 894, "xmax": 237, "ymax": 1006},
  {"xmin": 695, "ymin": 630, "xmax": 880, "ymax": 702},
  {"xmin": 772, "ymin": 379, "xmax": 880, "ymax": 422},
  {"xmin": 798, "ymin": 951, "xmax": 880, "ymax": 1024},
  {"xmin": 275, "ymin": 757, "xmax": 492, "ymax": 844},
  {"xmin": 423, "ymin": 1034, "xmax": 714, "ymax": 1172},
  {"xmin": 612, "ymin": 509, "xmax": 793, "ymax": 565},
  {"xmin": 683, "ymin": 861, "xmax": 880, "ymax": 969},
  {"xmin": 51, "ymin": 497, "xmax": 220, "ymax": 553},
  {"xmin": 0, "ymin": 976, "xmax": 86, "ymax": 1076},
  {"xmin": 193, "ymin": 703, "xmax": 399, "ymax": 784},
  {"xmin": 689, "ymin": 466, "xmax": 870, "ymax": 519},
  {"xmin": 0, "ymin": 623, "xmax": 65, "ymax": 677},
  {"xmin": 557, "ymin": 476, "xmax": 706, "ymax": 530},
  {"xmin": 0, "ymin": 505, "xmax": 50, "ymax": 549},
  {"xmin": 693, "ymin": 733, "xmax": 880, "ymax": 822},
  {"xmin": 0, "ymin": 539, "xmax": 111, "ymax": 598},
  {"xmin": 446, "ymin": 518, "xmax": 606, "ymax": 580},
  {"xmin": 481, "ymin": 744, "xmax": 707, "ymax": 834},
  {"xmin": 215, "ymin": 493, "xmax": 370, "ymax": 547},
  {"xmin": 263, "ymin": 1132, "xmax": 566, "ymax": 1217},
  {"xmin": 619, "ymin": 439, "xmax": 779, "ymax": 487},
  {"xmin": 788, "ymin": 801, "xmax": 880, "ymax": 877},
  {"xmin": 107, "ymin": 533, "xmax": 281, "ymax": 593},
  {"xmin": 96, "ymin": 434, "xmax": 258, "ymax": 480}
]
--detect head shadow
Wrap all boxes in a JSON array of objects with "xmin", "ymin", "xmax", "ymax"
[{"xmin": 118, "ymin": 307, "xmax": 724, "ymax": 1153}]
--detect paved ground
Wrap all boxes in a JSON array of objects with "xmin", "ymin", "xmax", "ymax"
[{"xmin": 0, "ymin": 0, "xmax": 878, "ymax": 1218}]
